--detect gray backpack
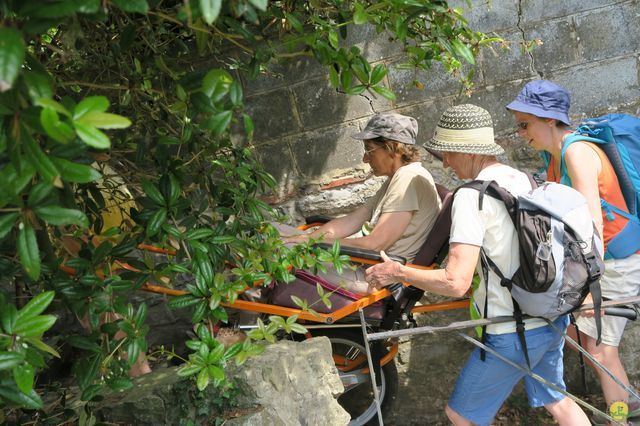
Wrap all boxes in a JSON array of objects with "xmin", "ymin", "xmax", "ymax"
[{"xmin": 461, "ymin": 179, "xmax": 605, "ymax": 365}]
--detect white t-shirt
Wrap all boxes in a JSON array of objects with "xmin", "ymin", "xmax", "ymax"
[
  {"xmin": 365, "ymin": 162, "xmax": 441, "ymax": 262},
  {"xmin": 450, "ymin": 164, "xmax": 546, "ymax": 334}
]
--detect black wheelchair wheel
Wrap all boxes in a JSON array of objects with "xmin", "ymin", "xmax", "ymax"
[{"xmin": 310, "ymin": 329, "xmax": 398, "ymax": 426}]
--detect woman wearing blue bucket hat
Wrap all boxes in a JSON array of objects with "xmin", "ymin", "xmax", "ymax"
[{"xmin": 507, "ymin": 80, "xmax": 640, "ymax": 422}]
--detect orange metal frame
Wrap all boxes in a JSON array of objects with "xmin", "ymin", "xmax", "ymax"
[{"xmin": 60, "ymin": 233, "xmax": 469, "ymax": 371}]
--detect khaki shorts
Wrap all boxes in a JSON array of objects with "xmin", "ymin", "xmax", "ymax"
[{"xmin": 575, "ymin": 253, "xmax": 640, "ymax": 346}]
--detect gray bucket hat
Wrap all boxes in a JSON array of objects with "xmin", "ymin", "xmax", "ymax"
[
  {"xmin": 425, "ymin": 104, "xmax": 505, "ymax": 156},
  {"xmin": 351, "ymin": 113, "xmax": 418, "ymax": 145}
]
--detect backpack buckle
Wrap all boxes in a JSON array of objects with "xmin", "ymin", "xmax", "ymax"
[{"xmin": 585, "ymin": 254, "xmax": 603, "ymax": 280}]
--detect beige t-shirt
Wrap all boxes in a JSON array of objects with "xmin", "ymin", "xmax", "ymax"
[{"xmin": 365, "ymin": 162, "xmax": 441, "ymax": 262}]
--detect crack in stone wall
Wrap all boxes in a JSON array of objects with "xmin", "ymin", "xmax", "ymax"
[{"xmin": 516, "ymin": 0, "xmax": 542, "ymax": 77}]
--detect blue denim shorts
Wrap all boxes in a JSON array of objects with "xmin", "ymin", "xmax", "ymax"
[{"xmin": 448, "ymin": 315, "xmax": 569, "ymax": 426}]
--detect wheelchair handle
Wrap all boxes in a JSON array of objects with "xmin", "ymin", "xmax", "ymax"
[{"xmin": 604, "ymin": 307, "xmax": 638, "ymax": 320}]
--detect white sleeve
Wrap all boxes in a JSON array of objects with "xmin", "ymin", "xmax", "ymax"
[{"xmin": 449, "ymin": 188, "xmax": 484, "ymax": 247}]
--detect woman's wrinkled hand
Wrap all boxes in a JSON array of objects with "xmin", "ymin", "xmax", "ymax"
[
  {"xmin": 283, "ymin": 233, "xmax": 310, "ymax": 245},
  {"xmin": 365, "ymin": 251, "xmax": 403, "ymax": 291}
]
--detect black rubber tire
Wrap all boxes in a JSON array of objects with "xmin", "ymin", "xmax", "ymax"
[{"xmin": 310, "ymin": 329, "xmax": 399, "ymax": 426}]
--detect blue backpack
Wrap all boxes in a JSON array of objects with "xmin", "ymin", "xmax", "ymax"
[{"xmin": 554, "ymin": 113, "xmax": 640, "ymax": 259}]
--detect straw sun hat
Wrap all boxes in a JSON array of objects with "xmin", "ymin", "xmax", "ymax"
[{"xmin": 425, "ymin": 104, "xmax": 505, "ymax": 156}]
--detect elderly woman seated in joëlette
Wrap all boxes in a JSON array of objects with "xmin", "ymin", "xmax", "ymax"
[{"xmin": 282, "ymin": 112, "xmax": 442, "ymax": 293}]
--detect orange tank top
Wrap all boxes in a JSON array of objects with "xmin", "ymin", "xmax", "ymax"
[{"xmin": 547, "ymin": 142, "xmax": 630, "ymax": 249}]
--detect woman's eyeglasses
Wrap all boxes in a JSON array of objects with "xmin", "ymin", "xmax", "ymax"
[{"xmin": 363, "ymin": 146, "xmax": 379, "ymax": 156}]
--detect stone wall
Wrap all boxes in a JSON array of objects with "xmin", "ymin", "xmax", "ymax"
[
  {"xmin": 246, "ymin": 0, "xmax": 640, "ymax": 220},
  {"xmin": 240, "ymin": 0, "xmax": 640, "ymax": 423}
]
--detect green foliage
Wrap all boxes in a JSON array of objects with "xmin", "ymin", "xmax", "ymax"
[{"xmin": 0, "ymin": 0, "xmax": 497, "ymax": 416}]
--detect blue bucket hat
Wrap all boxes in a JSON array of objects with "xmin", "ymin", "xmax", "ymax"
[{"xmin": 506, "ymin": 80, "xmax": 571, "ymax": 126}]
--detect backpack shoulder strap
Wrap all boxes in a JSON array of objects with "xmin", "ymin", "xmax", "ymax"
[
  {"xmin": 558, "ymin": 131, "xmax": 607, "ymax": 186},
  {"xmin": 458, "ymin": 180, "xmax": 518, "ymax": 226}
]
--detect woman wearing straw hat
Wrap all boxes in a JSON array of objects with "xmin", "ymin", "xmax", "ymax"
[
  {"xmin": 365, "ymin": 104, "xmax": 589, "ymax": 426},
  {"xmin": 507, "ymin": 80, "xmax": 640, "ymax": 422}
]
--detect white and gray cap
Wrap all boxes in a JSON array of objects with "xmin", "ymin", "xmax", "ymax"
[{"xmin": 351, "ymin": 113, "xmax": 418, "ymax": 145}]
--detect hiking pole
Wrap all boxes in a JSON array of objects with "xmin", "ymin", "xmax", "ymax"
[
  {"xmin": 367, "ymin": 295, "xmax": 640, "ymax": 341},
  {"xmin": 545, "ymin": 318, "xmax": 640, "ymax": 407},
  {"xmin": 358, "ymin": 308, "xmax": 384, "ymax": 426},
  {"xmin": 455, "ymin": 331, "xmax": 622, "ymax": 425},
  {"xmin": 570, "ymin": 314, "xmax": 588, "ymax": 393}
]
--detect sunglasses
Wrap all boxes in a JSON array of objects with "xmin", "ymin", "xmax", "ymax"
[{"xmin": 516, "ymin": 121, "xmax": 529, "ymax": 130}]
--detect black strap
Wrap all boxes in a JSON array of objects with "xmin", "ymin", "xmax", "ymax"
[
  {"xmin": 512, "ymin": 299, "xmax": 531, "ymax": 368},
  {"xmin": 590, "ymin": 279, "xmax": 603, "ymax": 345},
  {"xmin": 571, "ymin": 314, "xmax": 588, "ymax": 392}
]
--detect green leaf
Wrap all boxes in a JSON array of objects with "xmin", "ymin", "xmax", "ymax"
[
  {"xmin": 24, "ymin": 337, "xmax": 60, "ymax": 358},
  {"xmin": 13, "ymin": 363, "xmax": 35, "ymax": 394},
  {"xmin": 167, "ymin": 294, "xmax": 201, "ymax": 309},
  {"xmin": 107, "ymin": 377, "xmax": 133, "ymax": 392},
  {"xmin": 289, "ymin": 322, "xmax": 307, "ymax": 334},
  {"xmin": 112, "ymin": 0, "xmax": 148, "ymax": 13},
  {"xmin": 196, "ymin": 367, "xmax": 210, "ymax": 390},
  {"xmin": 80, "ymin": 384, "xmax": 103, "ymax": 402},
  {"xmin": 66, "ymin": 335, "xmax": 101, "ymax": 352},
  {"xmin": 200, "ymin": 0, "xmax": 222, "ymax": 24},
  {"xmin": 22, "ymin": 132, "xmax": 60, "ymax": 184},
  {"xmin": 0, "ymin": 28, "xmax": 26, "ymax": 93},
  {"xmin": 17, "ymin": 222, "xmax": 40, "ymax": 280},
  {"xmin": 0, "ymin": 352, "xmax": 24, "ymax": 370},
  {"xmin": 50, "ymin": 157, "xmax": 101, "ymax": 183},
  {"xmin": 34, "ymin": 206, "xmax": 89, "ymax": 228},
  {"xmin": 40, "ymin": 107, "xmax": 76, "ymax": 143},
  {"xmin": 0, "ymin": 384, "xmax": 43, "ymax": 409},
  {"xmin": 207, "ymin": 364, "xmax": 224, "ymax": 381},
  {"xmin": 73, "ymin": 96, "xmax": 109, "ymax": 119},
  {"xmin": 14, "ymin": 315, "xmax": 57, "ymax": 337},
  {"xmin": 369, "ymin": 64, "xmax": 387, "ymax": 85},
  {"xmin": 177, "ymin": 364, "xmax": 201, "ymax": 377},
  {"xmin": 146, "ymin": 208, "xmax": 167, "ymax": 237},
  {"xmin": 35, "ymin": 98, "xmax": 71, "ymax": 116},
  {"xmin": 17, "ymin": 291, "xmax": 55, "ymax": 322},
  {"xmin": 243, "ymin": 114, "xmax": 254, "ymax": 138},
  {"xmin": 229, "ymin": 80, "xmax": 243, "ymax": 106},
  {"xmin": 206, "ymin": 111, "xmax": 233, "ymax": 135},
  {"xmin": 75, "ymin": 112, "xmax": 131, "ymax": 129},
  {"xmin": 372, "ymin": 85, "xmax": 396, "ymax": 101},
  {"xmin": 74, "ymin": 122, "xmax": 111, "ymax": 149},
  {"xmin": 141, "ymin": 180, "xmax": 165, "ymax": 205},
  {"xmin": 451, "ymin": 39, "xmax": 475, "ymax": 65},
  {"xmin": 328, "ymin": 30, "xmax": 339, "ymax": 49},
  {"xmin": 0, "ymin": 212, "xmax": 18, "ymax": 240},
  {"xmin": 329, "ymin": 66, "xmax": 339, "ymax": 88},
  {"xmin": 24, "ymin": 71, "xmax": 53, "ymax": 101},
  {"xmin": 248, "ymin": 0, "xmax": 268, "ymax": 11},
  {"xmin": 353, "ymin": 4, "xmax": 368, "ymax": 25},
  {"xmin": 27, "ymin": 183, "xmax": 54, "ymax": 207}
]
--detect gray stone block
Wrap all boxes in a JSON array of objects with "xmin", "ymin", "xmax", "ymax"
[
  {"xmin": 244, "ymin": 88, "xmax": 302, "ymax": 140},
  {"xmin": 450, "ymin": 0, "xmax": 519, "ymax": 33},
  {"xmin": 482, "ymin": 29, "xmax": 534, "ymax": 85},
  {"xmin": 243, "ymin": 55, "xmax": 326, "ymax": 96},
  {"xmin": 467, "ymin": 79, "xmax": 531, "ymax": 132},
  {"xmin": 575, "ymin": 2, "xmax": 640, "ymax": 63},
  {"xmin": 340, "ymin": 24, "xmax": 402, "ymax": 63},
  {"xmin": 387, "ymin": 59, "xmax": 479, "ymax": 107},
  {"xmin": 395, "ymin": 98, "xmax": 456, "ymax": 147},
  {"xmin": 289, "ymin": 121, "xmax": 365, "ymax": 180},
  {"xmin": 526, "ymin": 18, "xmax": 580, "ymax": 75},
  {"xmin": 254, "ymin": 139, "xmax": 298, "ymax": 185},
  {"xmin": 522, "ymin": 0, "xmax": 623, "ymax": 23},
  {"xmin": 292, "ymin": 76, "xmax": 391, "ymax": 130},
  {"xmin": 548, "ymin": 57, "xmax": 640, "ymax": 117}
]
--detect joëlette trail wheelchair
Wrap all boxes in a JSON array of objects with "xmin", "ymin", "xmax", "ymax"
[{"xmin": 137, "ymin": 183, "xmax": 463, "ymax": 425}]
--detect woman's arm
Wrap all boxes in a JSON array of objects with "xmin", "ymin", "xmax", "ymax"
[
  {"xmin": 564, "ymin": 142, "xmax": 603, "ymax": 240},
  {"xmin": 364, "ymin": 243, "xmax": 479, "ymax": 297},
  {"xmin": 284, "ymin": 204, "xmax": 372, "ymax": 244},
  {"xmin": 325, "ymin": 210, "xmax": 413, "ymax": 252}
]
